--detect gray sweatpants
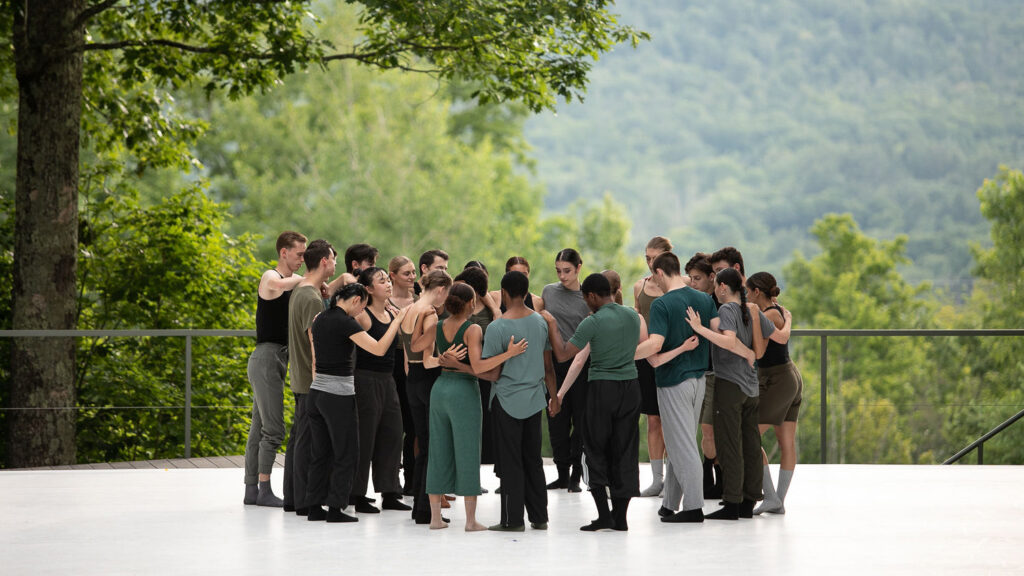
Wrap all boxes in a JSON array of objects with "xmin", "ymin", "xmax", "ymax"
[
  {"xmin": 244, "ymin": 342, "xmax": 288, "ymax": 484},
  {"xmin": 658, "ymin": 376, "xmax": 706, "ymax": 512}
]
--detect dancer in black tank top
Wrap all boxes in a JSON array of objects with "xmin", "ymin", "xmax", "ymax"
[
  {"xmin": 244, "ymin": 231, "xmax": 306, "ymax": 508},
  {"xmin": 746, "ymin": 272, "xmax": 798, "ymax": 515}
]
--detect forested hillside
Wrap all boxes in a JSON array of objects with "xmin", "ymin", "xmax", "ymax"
[{"xmin": 525, "ymin": 0, "xmax": 1024, "ymax": 288}]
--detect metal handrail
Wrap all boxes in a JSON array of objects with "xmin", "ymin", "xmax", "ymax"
[
  {"xmin": 942, "ymin": 407, "xmax": 1024, "ymax": 465},
  {"xmin": 2, "ymin": 328, "xmax": 1023, "ymax": 462}
]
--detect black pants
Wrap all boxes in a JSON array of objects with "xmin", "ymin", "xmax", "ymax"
[
  {"xmin": 283, "ymin": 392, "xmax": 310, "ymax": 508},
  {"xmin": 305, "ymin": 390, "xmax": 358, "ymax": 509},
  {"xmin": 547, "ymin": 357, "xmax": 589, "ymax": 477},
  {"xmin": 393, "ymin": 348, "xmax": 416, "ymax": 489},
  {"xmin": 406, "ymin": 362, "xmax": 441, "ymax": 517},
  {"xmin": 479, "ymin": 379, "xmax": 495, "ymax": 465},
  {"xmin": 353, "ymin": 369, "xmax": 404, "ymax": 497},
  {"xmin": 582, "ymin": 379, "xmax": 641, "ymax": 498},
  {"xmin": 493, "ymin": 400, "xmax": 548, "ymax": 527},
  {"xmin": 714, "ymin": 377, "xmax": 762, "ymax": 504}
]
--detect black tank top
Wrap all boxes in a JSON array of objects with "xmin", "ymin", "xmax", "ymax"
[
  {"xmin": 355, "ymin": 309, "xmax": 395, "ymax": 372},
  {"xmin": 758, "ymin": 305, "xmax": 790, "ymax": 367},
  {"xmin": 255, "ymin": 271, "xmax": 291, "ymax": 346}
]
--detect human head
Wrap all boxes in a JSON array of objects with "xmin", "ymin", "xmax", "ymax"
[
  {"xmin": 421, "ymin": 269, "xmax": 453, "ymax": 304},
  {"xmin": 418, "ymin": 249, "xmax": 449, "ymax": 277},
  {"xmin": 444, "ymin": 282, "xmax": 476, "ymax": 317},
  {"xmin": 388, "ymin": 256, "xmax": 416, "ymax": 291},
  {"xmin": 330, "ymin": 282, "xmax": 368, "ymax": 316},
  {"xmin": 555, "ymin": 248, "xmax": 583, "ymax": 288},
  {"xmin": 710, "ymin": 246, "xmax": 745, "ymax": 277},
  {"xmin": 303, "ymin": 239, "xmax": 337, "ymax": 277},
  {"xmin": 357, "ymin": 266, "xmax": 390, "ymax": 306},
  {"xmin": 454, "ymin": 266, "xmax": 489, "ymax": 298},
  {"xmin": 715, "ymin": 267, "xmax": 750, "ymax": 325},
  {"xmin": 685, "ymin": 252, "xmax": 715, "ymax": 294},
  {"xmin": 464, "ymin": 260, "xmax": 488, "ymax": 274},
  {"xmin": 501, "ymin": 270, "xmax": 530, "ymax": 301},
  {"xmin": 746, "ymin": 271, "xmax": 781, "ymax": 308},
  {"xmin": 344, "ymin": 243, "xmax": 378, "ymax": 274},
  {"xmin": 649, "ymin": 252, "xmax": 680, "ymax": 292},
  {"xmin": 601, "ymin": 269, "xmax": 623, "ymax": 305},
  {"xmin": 645, "ymin": 236, "xmax": 673, "ymax": 272},
  {"xmin": 276, "ymin": 231, "xmax": 308, "ymax": 274},
  {"xmin": 580, "ymin": 272, "xmax": 613, "ymax": 313},
  {"xmin": 505, "ymin": 256, "xmax": 531, "ymax": 277}
]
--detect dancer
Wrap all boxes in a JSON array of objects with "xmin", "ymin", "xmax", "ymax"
[
  {"xmin": 350, "ymin": 267, "xmax": 409, "ymax": 513},
  {"xmin": 491, "ymin": 256, "xmax": 545, "ymax": 312},
  {"xmin": 305, "ymin": 282, "xmax": 408, "ymax": 523},
  {"xmin": 388, "ymin": 256, "xmax": 418, "ymax": 494},
  {"xmin": 400, "ymin": 270, "xmax": 453, "ymax": 524},
  {"xmin": 338, "ymin": 243, "xmax": 379, "ymax": 286},
  {"xmin": 485, "ymin": 271, "xmax": 560, "ymax": 532},
  {"xmin": 244, "ymin": 231, "xmax": 306, "ymax": 507},
  {"xmin": 684, "ymin": 267, "xmax": 775, "ymax": 520},
  {"xmin": 632, "ymin": 236, "xmax": 672, "ymax": 498},
  {"xmin": 746, "ymin": 272, "xmax": 799, "ymax": 514},
  {"xmin": 284, "ymin": 239, "xmax": 336, "ymax": 515},
  {"xmin": 685, "ymin": 252, "xmax": 724, "ymax": 498},
  {"xmin": 546, "ymin": 273, "xmax": 643, "ymax": 531},
  {"xmin": 541, "ymin": 248, "xmax": 591, "ymax": 492},
  {"xmin": 426, "ymin": 283, "xmax": 527, "ymax": 531},
  {"xmin": 635, "ymin": 252, "xmax": 725, "ymax": 523},
  {"xmin": 456, "ymin": 264, "xmax": 502, "ymax": 468}
]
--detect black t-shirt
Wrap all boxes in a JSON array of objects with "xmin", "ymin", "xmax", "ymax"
[{"xmin": 312, "ymin": 308, "xmax": 363, "ymax": 377}]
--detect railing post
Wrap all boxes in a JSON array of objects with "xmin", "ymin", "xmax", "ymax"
[
  {"xmin": 977, "ymin": 442, "xmax": 983, "ymax": 465},
  {"xmin": 820, "ymin": 334, "xmax": 828, "ymax": 464},
  {"xmin": 185, "ymin": 333, "xmax": 192, "ymax": 459}
]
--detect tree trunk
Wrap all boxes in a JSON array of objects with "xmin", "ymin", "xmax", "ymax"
[{"xmin": 8, "ymin": 0, "xmax": 84, "ymax": 467}]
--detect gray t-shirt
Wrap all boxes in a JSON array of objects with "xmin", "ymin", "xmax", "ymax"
[
  {"xmin": 541, "ymin": 283, "xmax": 590, "ymax": 343},
  {"xmin": 482, "ymin": 313, "xmax": 551, "ymax": 419},
  {"xmin": 711, "ymin": 301, "xmax": 776, "ymax": 397},
  {"xmin": 309, "ymin": 373, "xmax": 355, "ymax": 396}
]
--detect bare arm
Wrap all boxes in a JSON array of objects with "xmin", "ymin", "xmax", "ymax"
[
  {"xmin": 750, "ymin": 305, "xmax": 767, "ymax": 359},
  {"xmin": 686, "ymin": 308, "xmax": 755, "ymax": 367},
  {"xmin": 541, "ymin": 311, "xmax": 582, "ymax": 363},
  {"xmin": 557, "ymin": 344, "xmax": 590, "ymax": 400},
  {"xmin": 635, "ymin": 333, "xmax": 665, "ymax": 360},
  {"xmin": 258, "ymin": 270, "xmax": 304, "ymax": 300},
  {"xmin": 765, "ymin": 307, "xmax": 792, "ymax": 344},
  {"xmin": 647, "ymin": 335, "xmax": 700, "ymax": 368},
  {"xmin": 544, "ymin": 351, "xmax": 560, "ymax": 416},
  {"xmin": 349, "ymin": 308, "xmax": 407, "ymax": 357},
  {"xmin": 532, "ymin": 293, "xmax": 545, "ymax": 313},
  {"xmin": 411, "ymin": 310, "xmax": 437, "ymax": 353},
  {"xmin": 466, "ymin": 324, "xmax": 527, "ymax": 378}
]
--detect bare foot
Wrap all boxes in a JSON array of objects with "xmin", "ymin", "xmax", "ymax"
[
  {"xmin": 430, "ymin": 521, "xmax": 449, "ymax": 530},
  {"xmin": 465, "ymin": 521, "xmax": 487, "ymax": 532},
  {"xmin": 440, "ymin": 499, "xmax": 451, "ymax": 509}
]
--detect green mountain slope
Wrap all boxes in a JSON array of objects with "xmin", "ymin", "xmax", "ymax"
[{"xmin": 525, "ymin": 0, "xmax": 1024, "ymax": 288}]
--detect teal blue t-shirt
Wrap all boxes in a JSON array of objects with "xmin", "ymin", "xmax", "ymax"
[
  {"xmin": 568, "ymin": 303, "xmax": 640, "ymax": 381},
  {"xmin": 482, "ymin": 312, "xmax": 551, "ymax": 419},
  {"xmin": 648, "ymin": 286, "xmax": 718, "ymax": 387}
]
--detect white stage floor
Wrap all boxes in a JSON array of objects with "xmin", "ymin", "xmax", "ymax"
[{"xmin": 1, "ymin": 464, "xmax": 1021, "ymax": 575}]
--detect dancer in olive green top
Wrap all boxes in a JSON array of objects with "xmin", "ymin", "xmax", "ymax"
[
  {"xmin": 546, "ymin": 273, "xmax": 643, "ymax": 531},
  {"xmin": 426, "ymin": 283, "xmax": 527, "ymax": 531}
]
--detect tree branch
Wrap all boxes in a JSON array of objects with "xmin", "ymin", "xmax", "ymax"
[{"xmin": 73, "ymin": 0, "xmax": 123, "ymax": 30}]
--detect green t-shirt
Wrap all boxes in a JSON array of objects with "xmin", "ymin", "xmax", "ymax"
[
  {"xmin": 568, "ymin": 302, "xmax": 640, "ymax": 382},
  {"xmin": 482, "ymin": 312, "xmax": 551, "ymax": 419},
  {"xmin": 287, "ymin": 284, "xmax": 326, "ymax": 394},
  {"xmin": 648, "ymin": 286, "xmax": 718, "ymax": 387}
]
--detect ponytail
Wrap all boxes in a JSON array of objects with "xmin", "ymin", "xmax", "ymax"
[{"xmin": 739, "ymin": 284, "xmax": 750, "ymax": 326}]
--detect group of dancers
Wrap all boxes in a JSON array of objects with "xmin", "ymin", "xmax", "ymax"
[{"xmin": 242, "ymin": 232, "xmax": 803, "ymax": 530}]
